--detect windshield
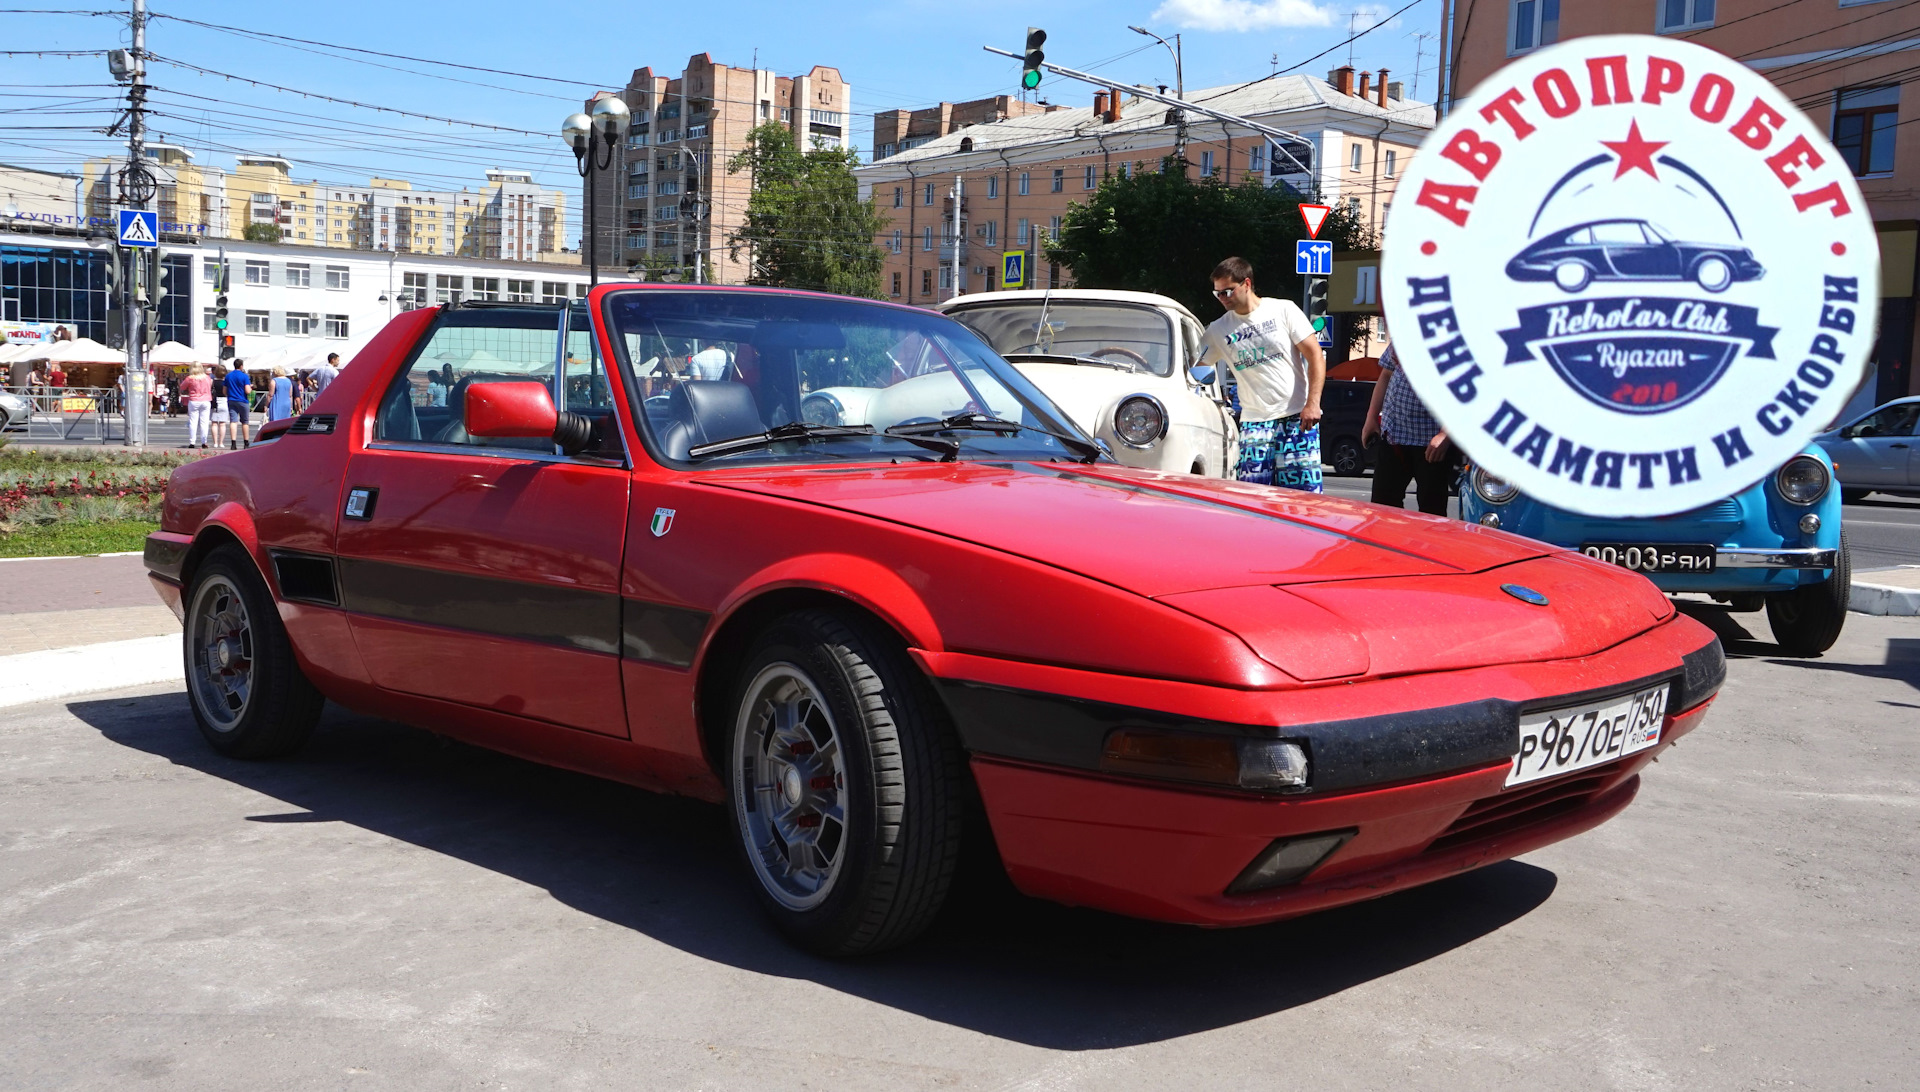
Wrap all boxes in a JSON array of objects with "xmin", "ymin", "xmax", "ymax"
[
  {"xmin": 602, "ymin": 290, "xmax": 1099, "ymax": 466},
  {"xmin": 946, "ymin": 300, "xmax": 1176, "ymax": 376}
]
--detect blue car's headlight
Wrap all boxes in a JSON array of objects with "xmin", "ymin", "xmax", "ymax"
[
  {"xmin": 1775, "ymin": 454, "xmax": 1830, "ymax": 505},
  {"xmin": 1472, "ymin": 466, "xmax": 1519, "ymax": 505}
]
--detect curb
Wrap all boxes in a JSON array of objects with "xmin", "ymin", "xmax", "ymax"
[
  {"xmin": 1851, "ymin": 580, "xmax": 1920, "ymax": 617},
  {"xmin": 0, "ymin": 634, "xmax": 180, "ymax": 709}
]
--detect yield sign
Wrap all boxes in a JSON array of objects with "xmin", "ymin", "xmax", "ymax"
[{"xmin": 1298, "ymin": 203, "xmax": 1332, "ymax": 240}]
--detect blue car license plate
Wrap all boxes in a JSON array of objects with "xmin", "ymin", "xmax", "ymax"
[{"xmin": 1580, "ymin": 543, "xmax": 1716, "ymax": 574}]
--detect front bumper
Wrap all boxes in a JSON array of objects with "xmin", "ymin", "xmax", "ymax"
[
  {"xmin": 919, "ymin": 617, "xmax": 1722, "ymax": 926},
  {"xmin": 1716, "ymin": 547, "xmax": 1837, "ymax": 569}
]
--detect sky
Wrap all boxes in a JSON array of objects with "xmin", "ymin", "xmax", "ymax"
[{"xmin": 3, "ymin": 0, "xmax": 1443, "ymax": 244}]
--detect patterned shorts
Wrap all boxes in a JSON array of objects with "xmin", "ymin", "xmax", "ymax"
[{"xmin": 1236, "ymin": 414, "xmax": 1323, "ymax": 492}]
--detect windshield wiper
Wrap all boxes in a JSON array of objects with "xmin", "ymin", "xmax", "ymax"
[
  {"xmin": 885, "ymin": 411, "xmax": 1104, "ymax": 463},
  {"xmin": 1002, "ymin": 351, "xmax": 1138, "ymax": 371},
  {"xmin": 686, "ymin": 421, "xmax": 960, "ymax": 462},
  {"xmin": 686, "ymin": 422, "xmax": 875, "ymax": 460}
]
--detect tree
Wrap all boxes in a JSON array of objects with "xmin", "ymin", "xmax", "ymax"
[
  {"xmin": 728, "ymin": 123, "xmax": 887, "ymax": 298},
  {"xmin": 1047, "ymin": 162, "xmax": 1371, "ymax": 333},
  {"xmin": 241, "ymin": 222, "xmax": 282, "ymax": 243}
]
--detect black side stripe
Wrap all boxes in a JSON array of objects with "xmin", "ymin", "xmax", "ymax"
[{"xmin": 621, "ymin": 602, "xmax": 709, "ymax": 668}]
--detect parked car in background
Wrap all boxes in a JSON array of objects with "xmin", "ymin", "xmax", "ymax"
[
  {"xmin": 1319, "ymin": 379, "xmax": 1378, "ymax": 477},
  {"xmin": 935, "ymin": 290, "xmax": 1238, "ymax": 477},
  {"xmin": 1813, "ymin": 396, "xmax": 1918, "ymax": 502},
  {"xmin": 0, "ymin": 390, "xmax": 28, "ymax": 431},
  {"xmin": 1460, "ymin": 447, "xmax": 1848, "ymax": 654}
]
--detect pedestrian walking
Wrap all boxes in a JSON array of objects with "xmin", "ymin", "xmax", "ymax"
[
  {"xmin": 1363, "ymin": 331, "xmax": 1459, "ymax": 516},
  {"xmin": 224, "ymin": 361, "xmax": 253, "ymax": 448},
  {"xmin": 47, "ymin": 363, "xmax": 65, "ymax": 389},
  {"xmin": 181, "ymin": 364, "xmax": 213, "ymax": 449},
  {"xmin": 268, "ymin": 366, "xmax": 294, "ymax": 423},
  {"xmin": 1202, "ymin": 256, "xmax": 1327, "ymax": 492},
  {"xmin": 209, "ymin": 364, "xmax": 230, "ymax": 448},
  {"xmin": 312, "ymin": 352, "xmax": 340, "ymax": 395},
  {"xmin": 165, "ymin": 371, "xmax": 181, "ymax": 418}
]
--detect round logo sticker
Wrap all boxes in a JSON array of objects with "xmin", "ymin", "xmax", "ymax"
[{"xmin": 1383, "ymin": 35, "xmax": 1878, "ymax": 517}]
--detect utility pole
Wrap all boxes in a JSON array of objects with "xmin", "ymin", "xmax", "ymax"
[
  {"xmin": 122, "ymin": 0, "xmax": 150, "ymax": 447},
  {"xmin": 948, "ymin": 174, "xmax": 962, "ymax": 301}
]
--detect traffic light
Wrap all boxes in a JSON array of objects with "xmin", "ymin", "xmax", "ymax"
[
  {"xmin": 214, "ymin": 292, "xmax": 229, "ymax": 332},
  {"xmin": 1022, "ymin": 27, "xmax": 1046, "ymax": 90},
  {"xmin": 150, "ymin": 251, "xmax": 169, "ymax": 309},
  {"xmin": 104, "ymin": 249, "xmax": 122, "ymax": 308},
  {"xmin": 1305, "ymin": 276, "xmax": 1330, "ymax": 338},
  {"xmin": 219, "ymin": 333, "xmax": 235, "ymax": 360}
]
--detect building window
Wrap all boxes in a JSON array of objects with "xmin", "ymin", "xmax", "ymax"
[
  {"xmin": 286, "ymin": 312, "xmax": 315, "ymax": 336},
  {"xmin": 541, "ymin": 281, "xmax": 569, "ymax": 304},
  {"xmin": 921, "ymin": 269, "xmax": 933, "ymax": 296},
  {"xmin": 923, "ymin": 225, "xmax": 934, "ymax": 251},
  {"xmin": 325, "ymin": 314, "xmax": 349, "ymax": 339},
  {"xmin": 1834, "ymin": 86, "xmax": 1899, "ymax": 176},
  {"xmin": 435, "ymin": 274, "xmax": 462, "ymax": 305},
  {"xmin": 987, "ymin": 175, "xmax": 999, "ymax": 199},
  {"xmin": 891, "ymin": 229, "xmax": 903, "ymax": 253},
  {"xmin": 1051, "ymin": 169, "xmax": 1064, "ymax": 193},
  {"xmin": 1349, "ymin": 144, "xmax": 1363, "ymax": 172},
  {"xmin": 893, "ymin": 186, "xmax": 903, "ymax": 208},
  {"xmin": 655, "ymin": 206, "xmax": 678, "ymax": 221},
  {"xmin": 1511, "ymin": 0, "xmax": 1562, "ymax": 52},
  {"xmin": 1018, "ymin": 172, "xmax": 1030, "ymax": 195},
  {"xmin": 1249, "ymin": 144, "xmax": 1266, "ymax": 172},
  {"xmin": 324, "ymin": 266, "xmax": 348, "ymax": 290},
  {"xmin": 244, "ymin": 310, "xmax": 268, "ymax": 334},
  {"xmin": 984, "ymin": 220, "xmax": 997, "ymax": 246},
  {"xmin": 286, "ymin": 264, "xmax": 310, "ymax": 288},
  {"xmin": 401, "ymin": 271, "xmax": 427, "ymax": 309},
  {"xmin": 924, "ymin": 182, "xmax": 936, "ymax": 205},
  {"xmin": 507, "ymin": 279, "xmax": 534, "ymax": 302},
  {"xmin": 891, "ymin": 271, "xmax": 902, "ymax": 297},
  {"xmin": 1655, "ymin": 0, "xmax": 1711, "ymax": 32},
  {"xmin": 1017, "ymin": 218, "xmax": 1030, "ymax": 244},
  {"xmin": 628, "ymin": 183, "xmax": 649, "ymax": 199},
  {"xmin": 1048, "ymin": 263, "xmax": 1060, "ymax": 289},
  {"xmin": 1200, "ymin": 152, "xmax": 1214, "ymax": 177},
  {"xmin": 202, "ymin": 308, "xmax": 217, "ymax": 331},
  {"xmin": 1049, "ymin": 215, "xmax": 1062, "ymax": 242},
  {"xmin": 202, "ymin": 259, "xmax": 226, "ymax": 285},
  {"xmin": 657, "ymin": 180, "xmax": 679, "ymax": 196},
  {"xmin": 471, "ymin": 278, "xmax": 500, "ymax": 301},
  {"xmin": 244, "ymin": 260, "xmax": 269, "ymax": 285},
  {"xmin": 940, "ymin": 266, "xmax": 952, "ymax": 289},
  {"xmin": 1084, "ymin": 165, "xmax": 1097, "ymax": 189},
  {"xmin": 1384, "ymin": 149, "xmax": 1397, "ymax": 177}
]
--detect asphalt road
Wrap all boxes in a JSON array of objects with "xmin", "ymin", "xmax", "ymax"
[
  {"xmin": 1324, "ymin": 474, "xmax": 1920, "ymax": 571},
  {"xmin": 2, "ymin": 608, "xmax": 1915, "ymax": 1090}
]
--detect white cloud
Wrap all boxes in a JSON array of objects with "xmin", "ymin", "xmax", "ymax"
[{"xmin": 1150, "ymin": 0, "xmax": 1337, "ymax": 31}]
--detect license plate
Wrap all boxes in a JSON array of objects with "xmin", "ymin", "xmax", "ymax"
[
  {"xmin": 1580, "ymin": 542, "xmax": 1715, "ymax": 574},
  {"xmin": 1507, "ymin": 683, "xmax": 1670, "ymax": 787}
]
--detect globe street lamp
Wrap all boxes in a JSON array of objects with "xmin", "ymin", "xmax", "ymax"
[{"xmin": 563, "ymin": 96, "xmax": 630, "ymax": 285}]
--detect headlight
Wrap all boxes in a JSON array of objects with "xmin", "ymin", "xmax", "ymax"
[
  {"xmin": 1100, "ymin": 728, "xmax": 1309, "ymax": 792},
  {"xmin": 1112, "ymin": 394, "xmax": 1167, "ymax": 447},
  {"xmin": 799, "ymin": 394, "xmax": 841, "ymax": 427},
  {"xmin": 1775, "ymin": 454, "xmax": 1830, "ymax": 505},
  {"xmin": 1472, "ymin": 466, "xmax": 1519, "ymax": 505}
]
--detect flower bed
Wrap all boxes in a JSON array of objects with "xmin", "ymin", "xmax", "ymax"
[{"xmin": 0, "ymin": 445, "xmax": 203, "ymax": 556}]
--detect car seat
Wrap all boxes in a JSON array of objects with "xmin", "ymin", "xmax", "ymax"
[{"xmin": 656, "ymin": 380, "xmax": 764, "ymax": 461}]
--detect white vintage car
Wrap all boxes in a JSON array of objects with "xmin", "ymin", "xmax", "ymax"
[
  {"xmin": 797, "ymin": 290, "xmax": 1237, "ymax": 477},
  {"xmin": 939, "ymin": 290, "xmax": 1238, "ymax": 477}
]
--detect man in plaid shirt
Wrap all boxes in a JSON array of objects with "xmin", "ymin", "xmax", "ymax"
[{"xmin": 1362, "ymin": 328, "xmax": 1458, "ymax": 515}]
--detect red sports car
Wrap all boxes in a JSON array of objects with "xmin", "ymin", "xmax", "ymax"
[{"xmin": 144, "ymin": 287, "xmax": 1723, "ymax": 956}]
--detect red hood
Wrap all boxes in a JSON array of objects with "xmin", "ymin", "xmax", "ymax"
[{"xmin": 700, "ymin": 461, "xmax": 1552, "ymax": 598}]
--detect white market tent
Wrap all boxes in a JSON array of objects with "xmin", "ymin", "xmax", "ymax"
[
  {"xmin": 146, "ymin": 341, "xmax": 215, "ymax": 366},
  {"xmin": 43, "ymin": 338, "xmax": 125, "ymax": 365}
]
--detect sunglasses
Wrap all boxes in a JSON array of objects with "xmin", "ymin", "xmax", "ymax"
[{"xmin": 1211, "ymin": 286, "xmax": 1239, "ymax": 298}]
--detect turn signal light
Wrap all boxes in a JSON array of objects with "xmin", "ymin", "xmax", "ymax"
[{"xmin": 1101, "ymin": 729, "xmax": 1309, "ymax": 792}]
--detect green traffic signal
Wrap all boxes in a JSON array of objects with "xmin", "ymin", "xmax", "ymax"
[
  {"xmin": 214, "ymin": 318, "xmax": 228, "ymax": 330},
  {"xmin": 1022, "ymin": 70, "xmax": 1042, "ymax": 90}
]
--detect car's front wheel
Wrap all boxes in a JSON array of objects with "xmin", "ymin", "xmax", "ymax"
[
  {"xmin": 184, "ymin": 544, "xmax": 325, "ymax": 757},
  {"xmin": 1553, "ymin": 261, "xmax": 1592, "ymax": 292},
  {"xmin": 726, "ymin": 609, "xmax": 964, "ymax": 956},
  {"xmin": 1766, "ymin": 531, "xmax": 1851, "ymax": 656}
]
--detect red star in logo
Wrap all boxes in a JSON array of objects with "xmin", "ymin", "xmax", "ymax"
[{"xmin": 1601, "ymin": 121, "xmax": 1668, "ymax": 180}]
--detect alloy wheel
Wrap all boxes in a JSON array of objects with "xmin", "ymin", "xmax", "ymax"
[
  {"xmin": 188, "ymin": 573, "xmax": 254, "ymax": 732},
  {"xmin": 733, "ymin": 663, "xmax": 849, "ymax": 911}
]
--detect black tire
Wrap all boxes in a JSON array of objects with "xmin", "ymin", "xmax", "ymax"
[
  {"xmin": 1766, "ymin": 531, "xmax": 1851, "ymax": 656},
  {"xmin": 725, "ymin": 609, "xmax": 964, "ymax": 956},
  {"xmin": 1842, "ymin": 488, "xmax": 1870, "ymax": 504},
  {"xmin": 1328, "ymin": 436, "xmax": 1365, "ymax": 476},
  {"xmin": 183, "ymin": 544, "xmax": 324, "ymax": 758}
]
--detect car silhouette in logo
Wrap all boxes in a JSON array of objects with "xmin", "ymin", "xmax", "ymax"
[{"xmin": 1506, "ymin": 219, "xmax": 1764, "ymax": 294}]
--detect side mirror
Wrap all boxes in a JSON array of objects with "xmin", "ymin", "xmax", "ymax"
[
  {"xmin": 1187, "ymin": 363, "xmax": 1216, "ymax": 386},
  {"xmin": 464, "ymin": 381, "xmax": 592, "ymax": 455}
]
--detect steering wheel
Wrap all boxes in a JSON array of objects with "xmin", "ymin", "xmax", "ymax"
[{"xmin": 1089, "ymin": 346, "xmax": 1150, "ymax": 370}]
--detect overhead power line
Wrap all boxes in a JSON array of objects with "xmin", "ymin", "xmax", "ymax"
[{"xmin": 144, "ymin": 54, "xmax": 550, "ymax": 136}]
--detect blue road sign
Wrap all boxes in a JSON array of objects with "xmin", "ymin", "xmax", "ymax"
[
  {"xmin": 116, "ymin": 208, "xmax": 158, "ymax": 248},
  {"xmin": 1002, "ymin": 250, "xmax": 1027, "ymax": 289},
  {"xmin": 1295, "ymin": 238, "xmax": 1332, "ymax": 277}
]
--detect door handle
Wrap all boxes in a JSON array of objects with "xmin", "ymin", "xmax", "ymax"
[{"xmin": 1892, "ymin": 443, "xmax": 1910, "ymax": 449}]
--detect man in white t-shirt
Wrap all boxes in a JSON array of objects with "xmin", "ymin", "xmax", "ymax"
[
  {"xmin": 311, "ymin": 352, "xmax": 341, "ymax": 394},
  {"xmin": 687, "ymin": 341, "xmax": 731, "ymax": 381},
  {"xmin": 1202, "ymin": 255, "xmax": 1326, "ymax": 492}
]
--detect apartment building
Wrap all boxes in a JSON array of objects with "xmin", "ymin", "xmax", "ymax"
[
  {"xmin": 1443, "ymin": 0, "xmax": 1920, "ymax": 404},
  {"xmin": 857, "ymin": 70, "xmax": 1431, "ymax": 306},
  {"xmin": 582, "ymin": 54, "xmax": 853, "ymax": 282},
  {"xmin": 80, "ymin": 143, "xmax": 229, "ymax": 239},
  {"xmin": 1, "ymin": 162, "xmax": 80, "ymax": 223},
  {"xmin": 872, "ymin": 95, "xmax": 1051, "ymax": 161}
]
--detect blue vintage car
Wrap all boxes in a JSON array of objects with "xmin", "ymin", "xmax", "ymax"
[{"xmin": 1459, "ymin": 448, "xmax": 1849, "ymax": 654}]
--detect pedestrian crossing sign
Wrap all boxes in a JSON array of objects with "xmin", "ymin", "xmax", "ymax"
[
  {"xmin": 1002, "ymin": 250, "xmax": 1026, "ymax": 289},
  {"xmin": 116, "ymin": 209, "xmax": 158, "ymax": 248}
]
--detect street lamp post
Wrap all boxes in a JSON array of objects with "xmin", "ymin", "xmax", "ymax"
[
  {"xmin": 563, "ymin": 97, "xmax": 630, "ymax": 286},
  {"xmin": 1128, "ymin": 25, "xmax": 1185, "ymax": 168}
]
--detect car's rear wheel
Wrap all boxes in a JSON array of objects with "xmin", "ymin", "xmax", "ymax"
[
  {"xmin": 726, "ymin": 609, "xmax": 964, "ymax": 956},
  {"xmin": 1766, "ymin": 531, "xmax": 1850, "ymax": 656},
  {"xmin": 1553, "ymin": 261, "xmax": 1592, "ymax": 292},
  {"xmin": 1693, "ymin": 255, "xmax": 1734, "ymax": 293},
  {"xmin": 1328, "ymin": 435, "xmax": 1365, "ymax": 476},
  {"xmin": 184, "ymin": 544, "xmax": 324, "ymax": 758}
]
